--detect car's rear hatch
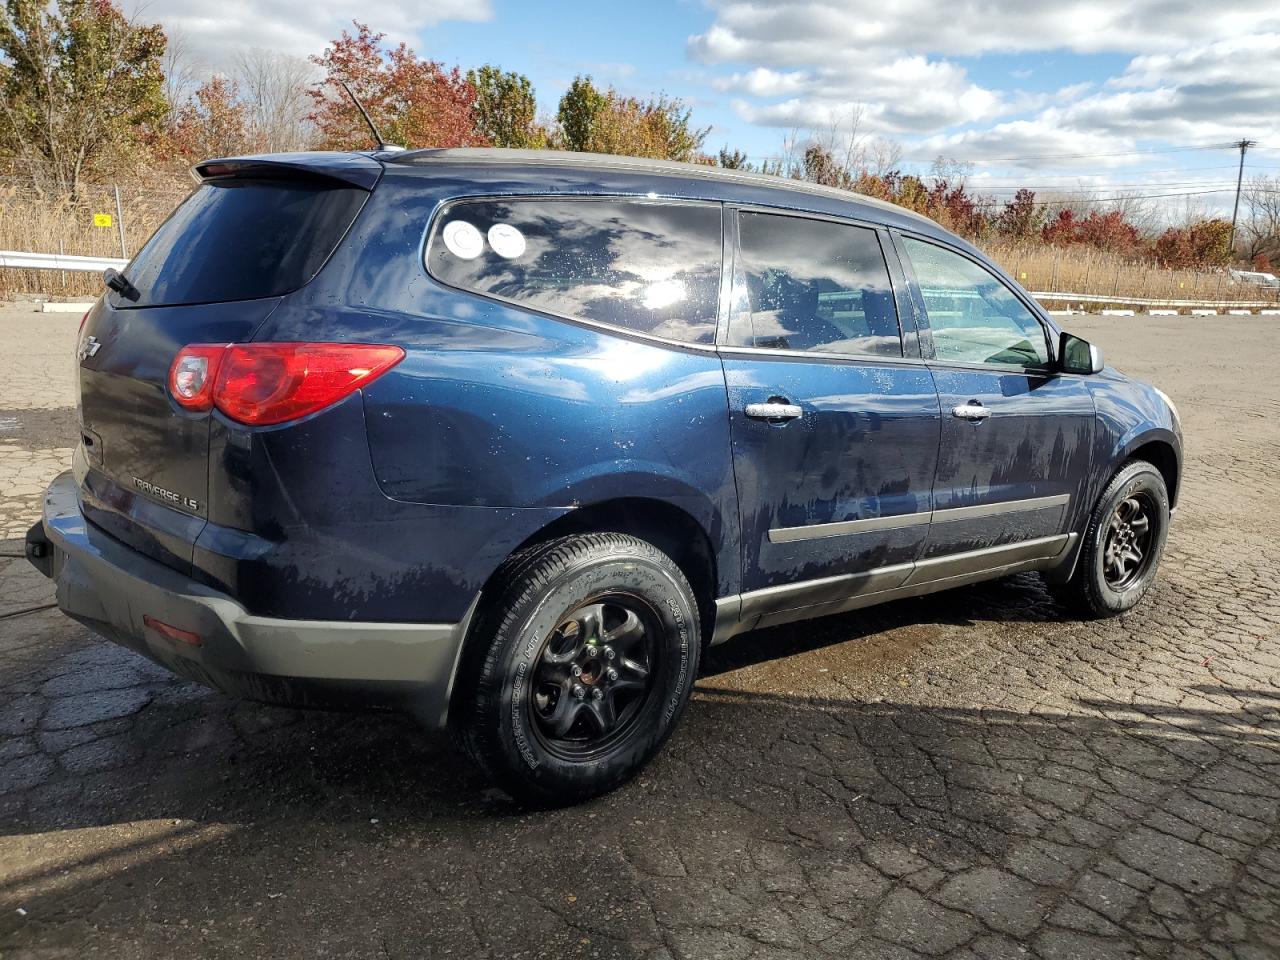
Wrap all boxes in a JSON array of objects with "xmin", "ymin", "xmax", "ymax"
[{"xmin": 76, "ymin": 154, "xmax": 380, "ymax": 574}]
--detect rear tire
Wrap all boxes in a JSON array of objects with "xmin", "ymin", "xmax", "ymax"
[
  {"xmin": 1046, "ymin": 460, "xmax": 1170, "ymax": 618},
  {"xmin": 452, "ymin": 533, "xmax": 700, "ymax": 806}
]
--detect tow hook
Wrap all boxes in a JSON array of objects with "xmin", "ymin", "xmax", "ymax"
[{"xmin": 25, "ymin": 521, "xmax": 53, "ymax": 579}]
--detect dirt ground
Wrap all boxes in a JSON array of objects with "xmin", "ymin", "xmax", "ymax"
[{"xmin": 1, "ymin": 302, "xmax": 1278, "ymax": 959}]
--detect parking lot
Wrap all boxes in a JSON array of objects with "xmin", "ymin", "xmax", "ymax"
[{"xmin": 1, "ymin": 301, "xmax": 1277, "ymax": 959}]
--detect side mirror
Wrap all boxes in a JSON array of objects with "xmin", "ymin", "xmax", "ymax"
[{"xmin": 1059, "ymin": 332, "xmax": 1103, "ymax": 375}]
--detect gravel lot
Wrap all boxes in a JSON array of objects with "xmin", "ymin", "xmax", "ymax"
[{"xmin": 1, "ymin": 301, "xmax": 1278, "ymax": 959}]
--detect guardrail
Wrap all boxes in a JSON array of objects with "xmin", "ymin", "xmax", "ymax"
[
  {"xmin": 1029, "ymin": 290, "xmax": 1279, "ymax": 308},
  {"xmin": 3, "ymin": 250, "xmax": 1278, "ymax": 311},
  {"xmin": 0, "ymin": 250, "xmax": 127, "ymax": 272}
]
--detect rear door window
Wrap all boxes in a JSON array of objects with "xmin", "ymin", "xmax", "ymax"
[
  {"xmin": 122, "ymin": 178, "xmax": 367, "ymax": 308},
  {"xmin": 427, "ymin": 198, "xmax": 723, "ymax": 345},
  {"xmin": 736, "ymin": 211, "xmax": 903, "ymax": 357}
]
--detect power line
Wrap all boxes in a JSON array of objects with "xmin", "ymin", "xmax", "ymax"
[{"xmin": 744, "ymin": 141, "xmax": 1242, "ymax": 165}]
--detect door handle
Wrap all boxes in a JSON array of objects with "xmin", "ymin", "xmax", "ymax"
[
  {"xmin": 952, "ymin": 402, "xmax": 991, "ymax": 422},
  {"xmin": 745, "ymin": 402, "xmax": 803, "ymax": 422}
]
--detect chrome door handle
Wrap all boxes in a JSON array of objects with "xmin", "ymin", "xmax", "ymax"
[
  {"xmin": 952, "ymin": 402, "xmax": 991, "ymax": 422},
  {"xmin": 745, "ymin": 402, "xmax": 803, "ymax": 421}
]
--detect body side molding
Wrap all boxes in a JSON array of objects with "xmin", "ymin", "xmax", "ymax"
[
  {"xmin": 767, "ymin": 493, "xmax": 1071, "ymax": 544},
  {"xmin": 712, "ymin": 532, "xmax": 1077, "ymax": 645}
]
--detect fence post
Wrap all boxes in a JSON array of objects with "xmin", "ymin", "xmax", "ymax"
[
  {"xmin": 59, "ymin": 239, "xmax": 66, "ymax": 290},
  {"xmin": 113, "ymin": 184, "xmax": 127, "ymax": 260}
]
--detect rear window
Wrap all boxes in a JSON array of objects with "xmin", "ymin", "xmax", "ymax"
[
  {"xmin": 426, "ymin": 198, "xmax": 723, "ymax": 345},
  {"xmin": 120, "ymin": 178, "xmax": 367, "ymax": 307}
]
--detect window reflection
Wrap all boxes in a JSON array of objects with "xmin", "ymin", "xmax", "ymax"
[
  {"xmin": 902, "ymin": 238, "xmax": 1049, "ymax": 369},
  {"xmin": 428, "ymin": 199, "xmax": 722, "ymax": 345},
  {"xmin": 737, "ymin": 212, "xmax": 902, "ymax": 358}
]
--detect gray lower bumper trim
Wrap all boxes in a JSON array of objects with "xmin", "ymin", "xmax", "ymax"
[{"xmin": 39, "ymin": 471, "xmax": 473, "ymax": 727}]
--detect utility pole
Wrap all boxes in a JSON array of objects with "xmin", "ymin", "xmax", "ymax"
[{"xmin": 1229, "ymin": 138, "xmax": 1257, "ymax": 258}]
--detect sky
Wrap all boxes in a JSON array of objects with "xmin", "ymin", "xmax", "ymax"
[{"xmin": 141, "ymin": 0, "xmax": 1280, "ymax": 218}]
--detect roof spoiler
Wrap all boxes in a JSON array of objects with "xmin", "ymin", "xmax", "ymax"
[{"xmin": 192, "ymin": 153, "xmax": 383, "ymax": 191}]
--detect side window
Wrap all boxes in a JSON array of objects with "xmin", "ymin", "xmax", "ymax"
[
  {"xmin": 426, "ymin": 198, "xmax": 721, "ymax": 345},
  {"xmin": 901, "ymin": 237, "xmax": 1050, "ymax": 369},
  {"xmin": 737, "ymin": 212, "xmax": 903, "ymax": 357}
]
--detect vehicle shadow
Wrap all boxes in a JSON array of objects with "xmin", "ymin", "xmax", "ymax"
[{"xmin": 2, "ymin": 573, "xmax": 1274, "ymax": 957}]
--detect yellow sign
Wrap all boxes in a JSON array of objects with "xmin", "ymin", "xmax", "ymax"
[
  {"xmin": 1019, "ymin": 271, "xmax": 1027, "ymax": 279},
  {"xmin": 93, "ymin": 213, "xmax": 113, "ymax": 227}
]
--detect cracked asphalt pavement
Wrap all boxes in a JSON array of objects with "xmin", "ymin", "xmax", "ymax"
[{"xmin": 1, "ymin": 301, "xmax": 1278, "ymax": 959}]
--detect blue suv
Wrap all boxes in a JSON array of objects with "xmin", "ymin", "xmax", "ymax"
[{"xmin": 26, "ymin": 149, "xmax": 1182, "ymax": 804}]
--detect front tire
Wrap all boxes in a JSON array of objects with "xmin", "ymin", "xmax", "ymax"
[
  {"xmin": 1047, "ymin": 460, "xmax": 1170, "ymax": 618},
  {"xmin": 452, "ymin": 533, "xmax": 700, "ymax": 806}
]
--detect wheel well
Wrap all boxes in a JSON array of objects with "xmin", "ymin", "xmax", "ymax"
[
  {"xmin": 496, "ymin": 499, "xmax": 719, "ymax": 647},
  {"xmin": 1128, "ymin": 440, "xmax": 1179, "ymax": 508}
]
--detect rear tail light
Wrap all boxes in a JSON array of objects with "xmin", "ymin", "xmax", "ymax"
[{"xmin": 169, "ymin": 342, "xmax": 404, "ymax": 426}]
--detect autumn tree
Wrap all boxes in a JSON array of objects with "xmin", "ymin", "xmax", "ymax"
[
  {"xmin": 556, "ymin": 75, "xmax": 607, "ymax": 152},
  {"xmin": 170, "ymin": 75, "xmax": 260, "ymax": 160},
  {"xmin": 996, "ymin": 189, "xmax": 1044, "ymax": 240},
  {"xmin": 309, "ymin": 21, "xmax": 485, "ymax": 150},
  {"xmin": 467, "ymin": 65, "xmax": 544, "ymax": 148},
  {"xmin": 717, "ymin": 146, "xmax": 751, "ymax": 170},
  {"xmin": 0, "ymin": 0, "xmax": 167, "ymax": 194},
  {"xmin": 1154, "ymin": 219, "xmax": 1232, "ymax": 269},
  {"xmin": 850, "ymin": 170, "xmax": 987, "ymax": 238},
  {"xmin": 801, "ymin": 143, "xmax": 851, "ymax": 189},
  {"xmin": 1042, "ymin": 209, "xmax": 1143, "ymax": 257},
  {"xmin": 555, "ymin": 75, "xmax": 707, "ymax": 161}
]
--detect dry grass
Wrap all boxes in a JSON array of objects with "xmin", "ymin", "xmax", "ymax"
[
  {"xmin": 3, "ymin": 181, "xmax": 1278, "ymax": 307},
  {"xmin": 986, "ymin": 240, "xmax": 1280, "ymax": 306},
  {"xmin": 0, "ymin": 177, "xmax": 190, "ymax": 298}
]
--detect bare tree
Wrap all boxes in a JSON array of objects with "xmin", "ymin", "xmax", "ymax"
[
  {"xmin": 1104, "ymin": 190, "xmax": 1159, "ymax": 235},
  {"xmin": 862, "ymin": 138, "xmax": 902, "ymax": 177},
  {"xmin": 234, "ymin": 48, "xmax": 316, "ymax": 153},
  {"xmin": 1239, "ymin": 175, "xmax": 1280, "ymax": 267},
  {"xmin": 929, "ymin": 155, "xmax": 973, "ymax": 188},
  {"xmin": 161, "ymin": 28, "xmax": 201, "ymax": 134}
]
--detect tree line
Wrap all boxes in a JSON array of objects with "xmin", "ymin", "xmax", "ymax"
[{"xmin": 2, "ymin": 0, "xmax": 1276, "ymax": 272}]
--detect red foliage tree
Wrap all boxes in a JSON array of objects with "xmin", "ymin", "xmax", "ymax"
[
  {"xmin": 995, "ymin": 189, "xmax": 1043, "ymax": 239},
  {"xmin": 1075, "ymin": 211, "xmax": 1141, "ymax": 255},
  {"xmin": 170, "ymin": 76, "xmax": 260, "ymax": 160},
  {"xmin": 308, "ymin": 22, "xmax": 486, "ymax": 150},
  {"xmin": 1154, "ymin": 219, "xmax": 1232, "ymax": 269},
  {"xmin": 1042, "ymin": 209, "xmax": 1142, "ymax": 257},
  {"xmin": 850, "ymin": 170, "xmax": 986, "ymax": 237}
]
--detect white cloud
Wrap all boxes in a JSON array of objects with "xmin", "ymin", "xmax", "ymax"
[
  {"xmin": 690, "ymin": 1, "xmax": 1280, "ymax": 172},
  {"xmin": 688, "ymin": 0, "xmax": 1280, "ymax": 62},
  {"xmin": 135, "ymin": 0, "xmax": 493, "ymax": 70}
]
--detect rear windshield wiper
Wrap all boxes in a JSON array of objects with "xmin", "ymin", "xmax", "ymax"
[{"xmin": 103, "ymin": 267, "xmax": 140, "ymax": 302}]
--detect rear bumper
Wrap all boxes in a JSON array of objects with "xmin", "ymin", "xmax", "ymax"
[{"xmin": 29, "ymin": 471, "xmax": 475, "ymax": 727}]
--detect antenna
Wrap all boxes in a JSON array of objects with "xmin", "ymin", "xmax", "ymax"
[{"xmin": 337, "ymin": 79, "xmax": 402, "ymax": 152}]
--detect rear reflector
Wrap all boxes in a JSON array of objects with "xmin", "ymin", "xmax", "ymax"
[
  {"xmin": 143, "ymin": 615, "xmax": 203, "ymax": 646},
  {"xmin": 169, "ymin": 342, "xmax": 404, "ymax": 426}
]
